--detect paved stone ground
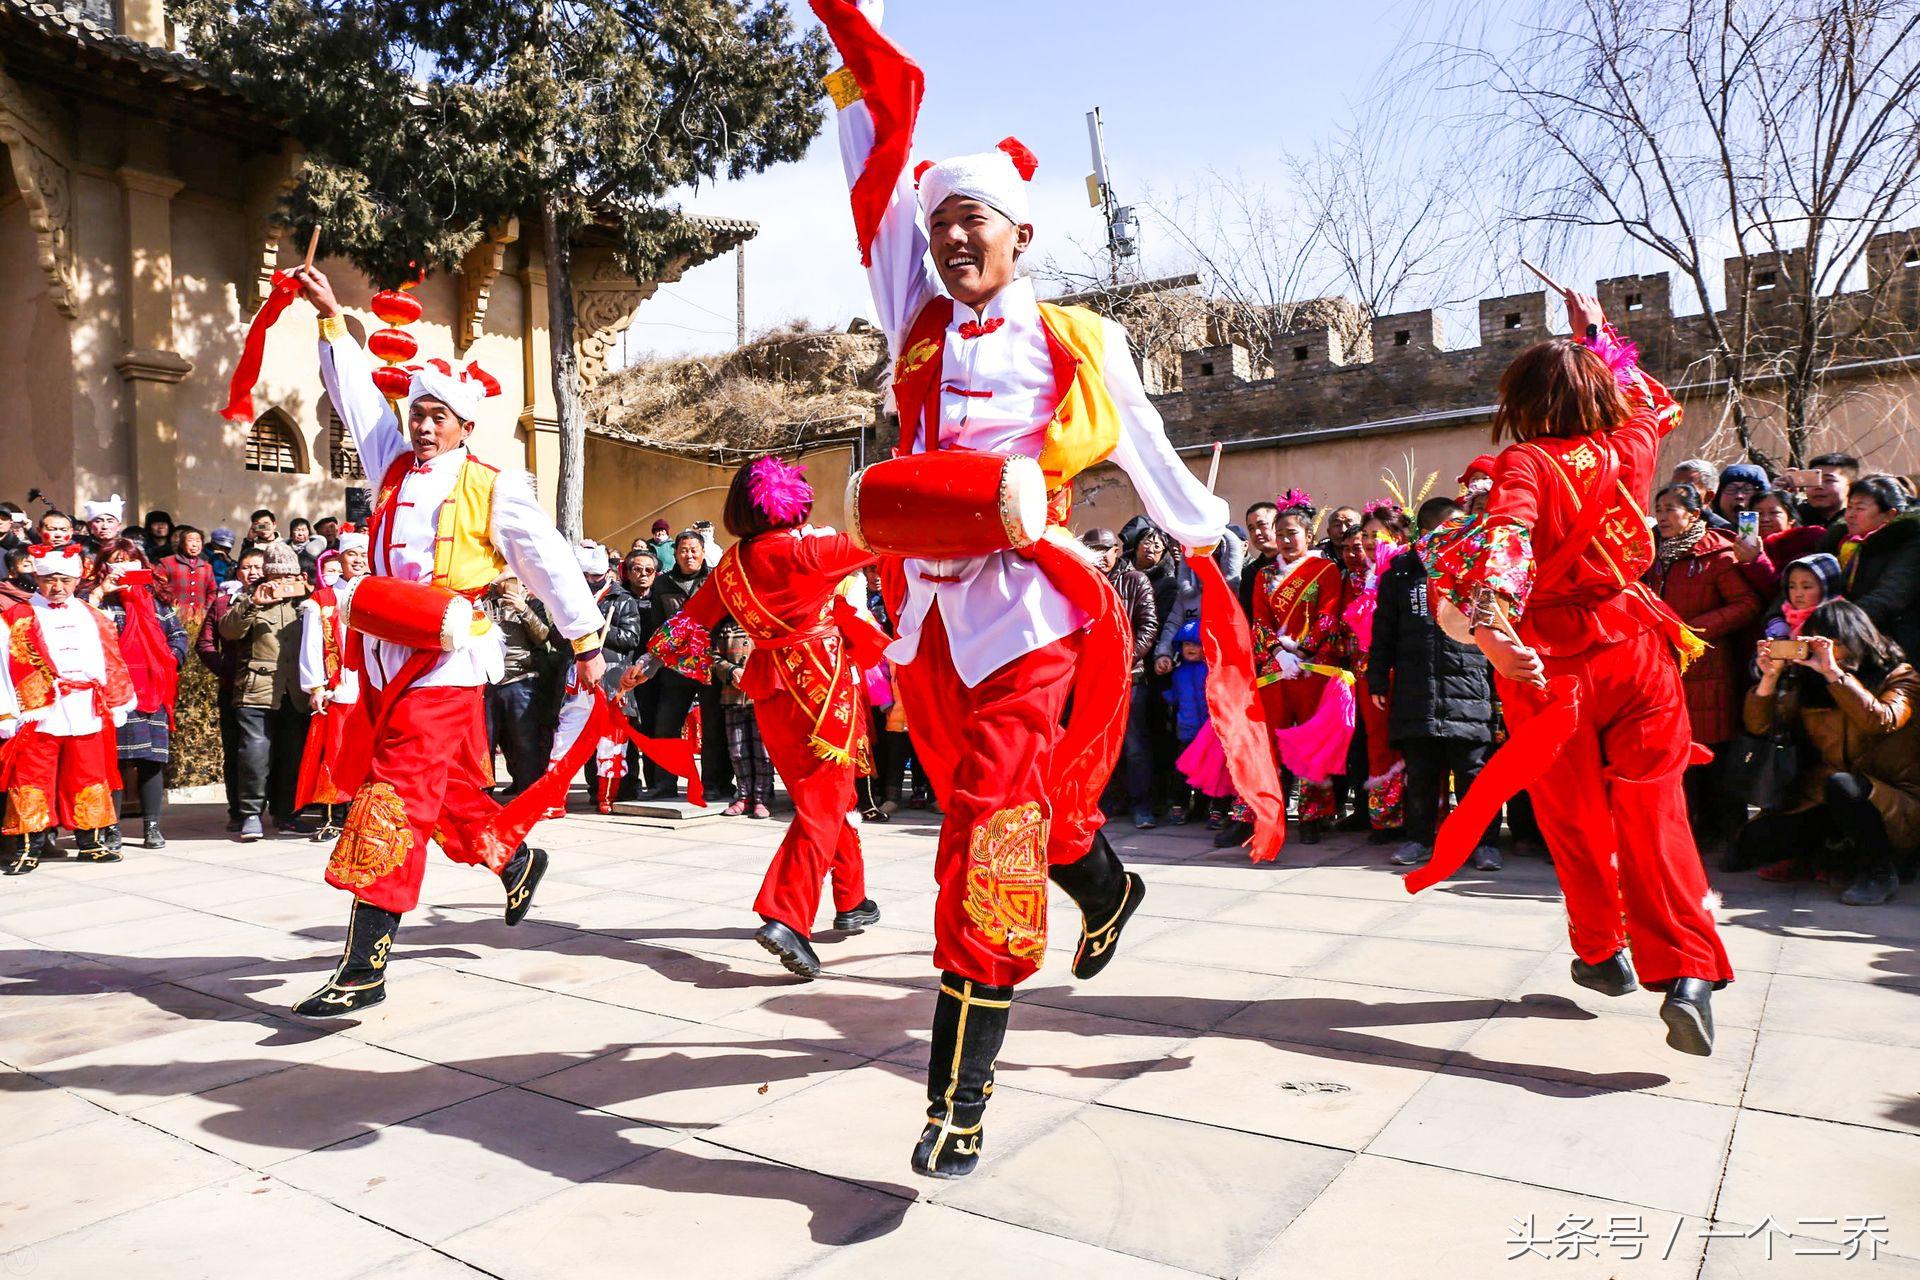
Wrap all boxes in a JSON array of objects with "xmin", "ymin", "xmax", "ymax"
[{"xmin": 4, "ymin": 791, "xmax": 1919, "ymax": 1279}]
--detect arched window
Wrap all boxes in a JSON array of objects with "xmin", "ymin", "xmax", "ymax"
[
  {"xmin": 328, "ymin": 408, "xmax": 364, "ymax": 480},
  {"xmin": 245, "ymin": 408, "xmax": 305, "ymax": 474}
]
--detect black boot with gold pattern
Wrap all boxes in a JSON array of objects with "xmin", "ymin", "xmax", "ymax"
[
  {"xmin": 292, "ymin": 900, "xmax": 399, "ymax": 1018},
  {"xmin": 911, "ymin": 973, "xmax": 1013, "ymax": 1179}
]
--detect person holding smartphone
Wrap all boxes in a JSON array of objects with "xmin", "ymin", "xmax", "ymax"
[
  {"xmin": 1737, "ymin": 601, "xmax": 1920, "ymax": 904},
  {"xmin": 216, "ymin": 541, "xmax": 312, "ymax": 841}
]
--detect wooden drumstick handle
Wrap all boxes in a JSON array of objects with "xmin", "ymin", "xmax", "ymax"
[{"xmin": 303, "ymin": 227, "xmax": 321, "ymax": 271}]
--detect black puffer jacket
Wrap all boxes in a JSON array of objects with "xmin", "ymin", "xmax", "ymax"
[
  {"xmin": 1822, "ymin": 513, "xmax": 1920, "ymax": 660},
  {"xmin": 1367, "ymin": 547, "xmax": 1494, "ymax": 744}
]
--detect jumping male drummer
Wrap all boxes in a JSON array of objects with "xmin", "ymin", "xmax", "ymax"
[
  {"xmin": 285, "ymin": 266, "xmax": 607, "ymax": 1018},
  {"xmin": 816, "ymin": 0, "xmax": 1233, "ymax": 1176}
]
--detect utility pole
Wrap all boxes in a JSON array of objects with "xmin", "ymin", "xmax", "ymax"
[
  {"xmin": 1084, "ymin": 107, "xmax": 1140, "ymax": 284},
  {"xmin": 736, "ymin": 242, "xmax": 747, "ymax": 348}
]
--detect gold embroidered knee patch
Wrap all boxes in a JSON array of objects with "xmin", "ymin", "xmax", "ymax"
[
  {"xmin": 327, "ymin": 783, "xmax": 414, "ymax": 890},
  {"xmin": 962, "ymin": 802, "xmax": 1049, "ymax": 963}
]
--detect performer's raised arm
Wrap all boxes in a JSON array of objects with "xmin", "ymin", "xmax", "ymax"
[
  {"xmin": 293, "ymin": 267, "xmax": 409, "ymax": 482},
  {"xmin": 1099, "ymin": 317, "xmax": 1230, "ymax": 550},
  {"xmin": 814, "ymin": 0, "xmax": 938, "ymax": 349},
  {"xmin": 488, "ymin": 471, "xmax": 606, "ymax": 660}
]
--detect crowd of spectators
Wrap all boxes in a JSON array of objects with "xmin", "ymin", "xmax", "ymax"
[{"xmin": 2, "ymin": 448, "xmax": 1915, "ymax": 907}]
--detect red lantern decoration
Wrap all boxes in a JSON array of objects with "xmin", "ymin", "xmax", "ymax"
[
  {"xmin": 371, "ymin": 364, "xmax": 414, "ymax": 400},
  {"xmin": 367, "ymin": 327, "xmax": 419, "ymax": 364},
  {"xmin": 370, "ymin": 288, "xmax": 424, "ymax": 327}
]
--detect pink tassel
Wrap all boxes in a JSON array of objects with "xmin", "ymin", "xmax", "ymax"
[{"xmin": 1273, "ymin": 678, "xmax": 1357, "ymax": 783}]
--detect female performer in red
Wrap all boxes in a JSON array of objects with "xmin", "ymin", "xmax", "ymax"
[
  {"xmin": 626, "ymin": 457, "xmax": 883, "ymax": 979},
  {"xmin": 1416, "ymin": 288, "xmax": 1733, "ymax": 1056}
]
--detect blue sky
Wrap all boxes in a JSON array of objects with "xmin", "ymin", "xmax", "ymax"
[{"xmin": 622, "ymin": 0, "xmax": 1426, "ymax": 359}]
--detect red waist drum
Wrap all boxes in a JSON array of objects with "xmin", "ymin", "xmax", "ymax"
[
  {"xmin": 341, "ymin": 576, "xmax": 487, "ymax": 652},
  {"xmin": 846, "ymin": 451, "xmax": 1047, "ymax": 558}
]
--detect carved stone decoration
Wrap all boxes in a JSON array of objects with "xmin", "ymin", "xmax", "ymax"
[
  {"xmin": 0, "ymin": 68, "xmax": 76, "ymax": 319},
  {"xmin": 456, "ymin": 217, "xmax": 520, "ymax": 350},
  {"xmin": 242, "ymin": 140, "xmax": 305, "ymax": 307},
  {"xmin": 571, "ymin": 248, "xmax": 684, "ymax": 390}
]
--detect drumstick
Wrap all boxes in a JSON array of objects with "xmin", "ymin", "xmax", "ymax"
[
  {"xmin": 303, "ymin": 227, "xmax": 321, "ymax": 271},
  {"xmin": 1204, "ymin": 441, "xmax": 1222, "ymax": 494},
  {"xmin": 1520, "ymin": 258, "xmax": 1565, "ymax": 295}
]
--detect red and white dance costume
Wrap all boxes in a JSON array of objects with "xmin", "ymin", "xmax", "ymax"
[
  {"xmin": 295, "ymin": 541, "xmax": 368, "ymax": 828},
  {"xmin": 298, "ymin": 316, "xmax": 606, "ymax": 1015},
  {"xmin": 1251, "ymin": 549, "xmax": 1347, "ymax": 824},
  {"xmin": 1415, "ymin": 327, "xmax": 1733, "ymax": 1017},
  {"xmin": 548, "ymin": 544, "xmax": 630, "ymax": 811},
  {"xmin": 815, "ymin": 0, "xmax": 1237, "ymax": 1175},
  {"xmin": 647, "ymin": 509, "xmax": 882, "ymax": 956},
  {"xmin": 0, "ymin": 545, "xmax": 137, "ymax": 872},
  {"xmin": 1340, "ymin": 541, "xmax": 1406, "ymax": 831}
]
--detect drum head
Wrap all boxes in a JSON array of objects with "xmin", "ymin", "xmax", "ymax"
[{"xmin": 1001, "ymin": 456, "xmax": 1047, "ymax": 548}]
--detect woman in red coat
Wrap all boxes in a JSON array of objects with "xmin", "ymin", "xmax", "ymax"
[
  {"xmin": 626, "ymin": 457, "xmax": 883, "ymax": 979},
  {"xmin": 1644, "ymin": 484, "xmax": 1764, "ymax": 851},
  {"xmin": 1417, "ymin": 288, "xmax": 1734, "ymax": 1057}
]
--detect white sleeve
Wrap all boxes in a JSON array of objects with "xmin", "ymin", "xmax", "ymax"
[
  {"xmin": 1100, "ymin": 318, "xmax": 1230, "ymax": 549},
  {"xmin": 297, "ymin": 599, "xmax": 326, "ymax": 691},
  {"xmin": 833, "ymin": 77, "xmax": 938, "ymax": 354},
  {"xmin": 0, "ymin": 647, "xmax": 17, "ymax": 730},
  {"xmin": 488, "ymin": 469, "xmax": 603, "ymax": 645},
  {"xmin": 318, "ymin": 330, "xmax": 408, "ymax": 481}
]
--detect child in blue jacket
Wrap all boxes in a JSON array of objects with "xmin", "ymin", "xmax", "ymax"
[{"xmin": 1165, "ymin": 618, "xmax": 1225, "ymax": 826}]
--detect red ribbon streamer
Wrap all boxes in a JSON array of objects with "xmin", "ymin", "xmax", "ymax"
[
  {"xmin": 809, "ymin": 0, "xmax": 925, "ymax": 267},
  {"xmin": 1403, "ymin": 674, "xmax": 1582, "ymax": 893},
  {"xmin": 221, "ymin": 270, "xmax": 301, "ymax": 423},
  {"xmin": 1190, "ymin": 555, "xmax": 1287, "ymax": 862}
]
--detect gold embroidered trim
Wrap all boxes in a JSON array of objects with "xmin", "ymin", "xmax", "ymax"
[
  {"xmin": 824, "ymin": 65, "xmax": 861, "ymax": 110},
  {"xmin": 71, "ymin": 783, "xmax": 115, "ymax": 830},
  {"xmin": 3, "ymin": 785, "xmax": 51, "ymax": 835},
  {"xmin": 962, "ymin": 803, "xmax": 1049, "ymax": 963}
]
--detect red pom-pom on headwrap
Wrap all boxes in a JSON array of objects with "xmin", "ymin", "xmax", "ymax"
[
  {"xmin": 747, "ymin": 456, "xmax": 814, "ymax": 525},
  {"xmin": 996, "ymin": 136, "xmax": 1038, "ymax": 181},
  {"xmin": 912, "ymin": 159, "xmax": 934, "ymax": 186}
]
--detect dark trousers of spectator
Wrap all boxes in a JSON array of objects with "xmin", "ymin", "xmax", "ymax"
[
  {"xmin": 1732, "ymin": 772, "xmax": 1900, "ymax": 879},
  {"xmin": 1115, "ymin": 679, "xmax": 1157, "ymax": 812},
  {"xmin": 1682, "ymin": 752, "xmax": 1743, "ymax": 852},
  {"xmin": 725, "ymin": 705, "xmax": 776, "ymax": 806},
  {"xmin": 1401, "ymin": 736, "xmax": 1494, "ymax": 848},
  {"xmin": 218, "ymin": 702, "xmax": 241, "ymax": 820},
  {"xmin": 486, "ymin": 678, "xmax": 546, "ymax": 796},
  {"xmin": 233, "ymin": 695, "xmax": 308, "ymax": 825},
  {"xmin": 651, "ymin": 671, "xmax": 734, "ymax": 799}
]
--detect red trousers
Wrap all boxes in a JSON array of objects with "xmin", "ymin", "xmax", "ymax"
[
  {"xmin": 1355, "ymin": 691, "xmax": 1404, "ymax": 829},
  {"xmin": 1, "ymin": 726, "xmax": 117, "ymax": 834},
  {"xmin": 896, "ymin": 609, "xmax": 1084, "ymax": 987},
  {"xmin": 752, "ymin": 692, "xmax": 867, "ymax": 937},
  {"xmin": 324, "ymin": 684, "xmax": 500, "ymax": 914},
  {"xmin": 1502, "ymin": 628, "xmax": 1733, "ymax": 989}
]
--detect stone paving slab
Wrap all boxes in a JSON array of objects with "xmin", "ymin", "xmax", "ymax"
[{"xmin": 3, "ymin": 795, "xmax": 1918, "ymax": 1276}]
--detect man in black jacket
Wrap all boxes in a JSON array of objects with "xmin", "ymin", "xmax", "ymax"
[
  {"xmin": 1368, "ymin": 497, "xmax": 1502, "ymax": 872},
  {"xmin": 1085, "ymin": 527, "xmax": 1160, "ymax": 828}
]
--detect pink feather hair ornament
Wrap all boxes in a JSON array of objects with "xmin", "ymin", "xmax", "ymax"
[
  {"xmin": 1276, "ymin": 487, "xmax": 1316, "ymax": 515},
  {"xmin": 746, "ymin": 455, "xmax": 814, "ymax": 525},
  {"xmin": 1581, "ymin": 325, "xmax": 1642, "ymax": 388}
]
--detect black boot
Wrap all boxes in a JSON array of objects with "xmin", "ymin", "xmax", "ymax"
[
  {"xmin": 1049, "ymin": 832, "xmax": 1145, "ymax": 981},
  {"xmin": 500, "ymin": 844, "xmax": 548, "ymax": 926},
  {"xmin": 1213, "ymin": 817, "xmax": 1253, "ymax": 849},
  {"xmin": 755, "ymin": 919, "xmax": 823, "ymax": 979},
  {"xmin": 1296, "ymin": 820, "xmax": 1325, "ymax": 846},
  {"xmin": 103, "ymin": 823, "xmax": 123, "ymax": 852},
  {"xmin": 72, "ymin": 828, "xmax": 123, "ymax": 864},
  {"xmin": 911, "ymin": 973, "xmax": 1012, "ymax": 1179},
  {"xmin": 142, "ymin": 820, "xmax": 165, "ymax": 850},
  {"xmin": 1659, "ymin": 977, "xmax": 1715, "ymax": 1056},
  {"xmin": 292, "ymin": 900, "xmax": 398, "ymax": 1017},
  {"xmin": 832, "ymin": 899, "xmax": 882, "ymax": 932},
  {"xmin": 2, "ymin": 832, "xmax": 36, "ymax": 876},
  {"xmin": 312, "ymin": 805, "xmax": 343, "ymax": 843},
  {"xmin": 1570, "ymin": 949, "xmax": 1639, "ymax": 997}
]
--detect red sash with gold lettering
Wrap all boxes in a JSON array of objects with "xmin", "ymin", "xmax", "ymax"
[{"xmin": 711, "ymin": 549, "xmax": 871, "ymax": 771}]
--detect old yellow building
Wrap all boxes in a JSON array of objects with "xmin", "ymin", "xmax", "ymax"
[{"xmin": 0, "ymin": 0, "xmax": 749, "ymax": 531}]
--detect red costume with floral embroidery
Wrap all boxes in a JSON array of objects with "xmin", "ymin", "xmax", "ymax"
[
  {"xmin": 0, "ymin": 598, "xmax": 136, "ymax": 835},
  {"xmin": 648, "ymin": 529, "xmax": 883, "ymax": 938},
  {"xmin": 1415, "ymin": 329, "xmax": 1733, "ymax": 992},
  {"xmin": 1252, "ymin": 554, "xmax": 1347, "ymax": 822}
]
